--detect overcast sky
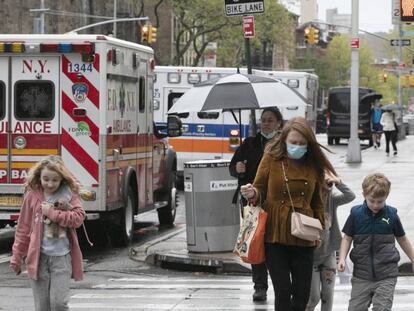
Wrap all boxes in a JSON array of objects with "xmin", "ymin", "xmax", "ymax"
[{"xmin": 317, "ymin": 0, "xmax": 394, "ymax": 33}]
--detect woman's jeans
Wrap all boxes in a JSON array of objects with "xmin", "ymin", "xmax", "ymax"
[
  {"xmin": 306, "ymin": 253, "xmax": 336, "ymax": 311},
  {"xmin": 265, "ymin": 243, "xmax": 314, "ymax": 311},
  {"xmin": 384, "ymin": 130, "xmax": 397, "ymax": 154}
]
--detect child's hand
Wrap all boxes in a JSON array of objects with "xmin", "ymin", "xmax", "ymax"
[
  {"xmin": 240, "ymin": 183, "xmax": 255, "ymax": 199},
  {"xmin": 41, "ymin": 202, "xmax": 52, "ymax": 216},
  {"xmin": 337, "ymin": 259, "xmax": 345, "ymax": 272},
  {"xmin": 10, "ymin": 263, "xmax": 21, "ymax": 275}
]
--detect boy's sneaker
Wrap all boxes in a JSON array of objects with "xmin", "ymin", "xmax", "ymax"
[
  {"xmin": 374, "ymin": 144, "xmax": 378, "ymax": 149},
  {"xmin": 253, "ymin": 288, "xmax": 267, "ymax": 302},
  {"xmin": 394, "ymin": 151, "xmax": 398, "ymax": 156},
  {"xmin": 386, "ymin": 152, "xmax": 390, "ymax": 156}
]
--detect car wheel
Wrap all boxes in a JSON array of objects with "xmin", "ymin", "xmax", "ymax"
[
  {"xmin": 112, "ymin": 185, "xmax": 136, "ymax": 246},
  {"xmin": 158, "ymin": 171, "xmax": 178, "ymax": 226}
]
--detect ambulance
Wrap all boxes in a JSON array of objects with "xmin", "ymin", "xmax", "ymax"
[
  {"xmin": 0, "ymin": 34, "xmax": 179, "ymax": 246},
  {"xmin": 153, "ymin": 66, "xmax": 318, "ymax": 179}
]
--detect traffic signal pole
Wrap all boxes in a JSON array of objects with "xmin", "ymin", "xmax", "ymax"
[{"xmin": 346, "ymin": 0, "xmax": 361, "ymax": 163}]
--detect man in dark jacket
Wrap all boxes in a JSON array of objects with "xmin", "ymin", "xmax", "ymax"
[{"xmin": 229, "ymin": 107, "xmax": 283, "ymax": 302}]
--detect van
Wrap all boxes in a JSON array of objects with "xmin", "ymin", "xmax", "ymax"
[{"xmin": 326, "ymin": 87, "xmax": 382, "ymax": 145}]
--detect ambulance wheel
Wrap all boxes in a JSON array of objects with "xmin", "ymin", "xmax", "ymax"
[
  {"xmin": 327, "ymin": 136, "xmax": 334, "ymax": 145},
  {"xmin": 112, "ymin": 185, "xmax": 136, "ymax": 246},
  {"xmin": 158, "ymin": 171, "xmax": 177, "ymax": 226}
]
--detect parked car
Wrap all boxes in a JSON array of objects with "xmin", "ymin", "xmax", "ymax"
[{"xmin": 326, "ymin": 87, "xmax": 382, "ymax": 145}]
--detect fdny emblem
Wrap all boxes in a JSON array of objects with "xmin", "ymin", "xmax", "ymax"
[{"xmin": 72, "ymin": 83, "xmax": 89, "ymax": 103}]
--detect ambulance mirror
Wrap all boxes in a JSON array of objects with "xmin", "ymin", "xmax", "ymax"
[{"xmin": 167, "ymin": 115, "xmax": 183, "ymax": 137}]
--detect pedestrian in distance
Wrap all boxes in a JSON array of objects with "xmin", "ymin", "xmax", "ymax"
[
  {"xmin": 380, "ymin": 110, "xmax": 398, "ymax": 156},
  {"xmin": 241, "ymin": 116, "xmax": 336, "ymax": 311},
  {"xmin": 371, "ymin": 101, "xmax": 383, "ymax": 149},
  {"xmin": 305, "ymin": 171, "xmax": 355, "ymax": 311},
  {"xmin": 10, "ymin": 155, "xmax": 86, "ymax": 311},
  {"xmin": 338, "ymin": 173, "xmax": 414, "ymax": 311},
  {"xmin": 229, "ymin": 107, "xmax": 283, "ymax": 302}
]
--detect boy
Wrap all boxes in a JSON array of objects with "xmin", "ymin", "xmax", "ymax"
[{"xmin": 338, "ymin": 173, "xmax": 414, "ymax": 311}]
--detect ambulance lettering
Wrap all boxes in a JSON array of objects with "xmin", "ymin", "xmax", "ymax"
[
  {"xmin": 22, "ymin": 59, "xmax": 49, "ymax": 74},
  {"xmin": 0, "ymin": 121, "xmax": 7, "ymax": 133},
  {"xmin": 107, "ymin": 88, "xmax": 117, "ymax": 111},
  {"xmin": 13, "ymin": 121, "xmax": 51, "ymax": 134},
  {"xmin": 113, "ymin": 119, "xmax": 132, "ymax": 133},
  {"xmin": 68, "ymin": 121, "xmax": 91, "ymax": 137},
  {"xmin": 0, "ymin": 169, "xmax": 28, "ymax": 180}
]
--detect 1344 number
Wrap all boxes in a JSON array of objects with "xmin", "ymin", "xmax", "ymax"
[{"xmin": 67, "ymin": 62, "xmax": 93, "ymax": 73}]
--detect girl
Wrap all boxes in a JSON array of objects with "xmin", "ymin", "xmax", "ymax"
[
  {"xmin": 306, "ymin": 171, "xmax": 355, "ymax": 311},
  {"xmin": 241, "ymin": 117, "xmax": 336, "ymax": 311},
  {"xmin": 10, "ymin": 155, "xmax": 85, "ymax": 311}
]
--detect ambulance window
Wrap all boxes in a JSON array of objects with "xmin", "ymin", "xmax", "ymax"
[
  {"xmin": 197, "ymin": 112, "xmax": 219, "ymax": 119},
  {"xmin": 0, "ymin": 82, "xmax": 4, "ymax": 120},
  {"xmin": 168, "ymin": 92, "xmax": 188, "ymax": 118},
  {"xmin": 139, "ymin": 77, "xmax": 145, "ymax": 112},
  {"xmin": 14, "ymin": 81, "xmax": 54, "ymax": 120}
]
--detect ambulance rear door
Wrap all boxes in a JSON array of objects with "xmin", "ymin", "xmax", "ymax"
[{"xmin": 9, "ymin": 56, "xmax": 60, "ymax": 184}]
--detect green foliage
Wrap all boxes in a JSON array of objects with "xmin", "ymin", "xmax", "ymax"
[{"xmin": 169, "ymin": 0, "xmax": 294, "ymax": 68}]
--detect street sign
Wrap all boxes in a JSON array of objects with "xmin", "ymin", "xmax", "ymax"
[
  {"xmin": 224, "ymin": 0, "xmax": 264, "ymax": 17},
  {"xmin": 392, "ymin": 0, "xmax": 400, "ymax": 25},
  {"xmin": 390, "ymin": 39, "xmax": 411, "ymax": 46},
  {"xmin": 243, "ymin": 16, "xmax": 255, "ymax": 38},
  {"xmin": 350, "ymin": 38, "xmax": 359, "ymax": 49}
]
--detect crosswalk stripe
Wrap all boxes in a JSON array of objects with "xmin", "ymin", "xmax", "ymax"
[{"xmin": 70, "ymin": 275, "xmax": 414, "ymax": 310}]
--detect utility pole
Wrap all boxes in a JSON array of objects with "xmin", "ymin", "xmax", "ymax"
[
  {"xmin": 113, "ymin": 0, "xmax": 117, "ymax": 37},
  {"xmin": 30, "ymin": 0, "xmax": 49, "ymax": 34},
  {"xmin": 346, "ymin": 0, "xmax": 361, "ymax": 163}
]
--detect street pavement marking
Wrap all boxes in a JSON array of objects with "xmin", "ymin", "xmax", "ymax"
[
  {"xmin": 70, "ymin": 275, "xmax": 414, "ymax": 310},
  {"xmin": 0, "ymin": 254, "xmax": 11, "ymax": 264}
]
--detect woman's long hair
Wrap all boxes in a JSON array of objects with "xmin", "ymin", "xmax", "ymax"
[
  {"xmin": 265, "ymin": 117, "xmax": 336, "ymax": 184},
  {"xmin": 24, "ymin": 155, "xmax": 80, "ymax": 194}
]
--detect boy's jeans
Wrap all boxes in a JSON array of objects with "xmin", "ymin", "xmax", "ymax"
[
  {"xmin": 306, "ymin": 253, "xmax": 336, "ymax": 311},
  {"xmin": 348, "ymin": 276, "xmax": 397, "ymax": 311}
]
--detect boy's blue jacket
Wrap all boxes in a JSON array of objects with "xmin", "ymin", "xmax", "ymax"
[{"xmin": 347, "ymin": 203, "xmax": 401, "ymax": 281}]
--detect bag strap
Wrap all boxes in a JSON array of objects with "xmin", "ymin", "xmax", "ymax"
[{"xmin": 281, "ymin": 162, "xmax": 296, "ymax": 214}]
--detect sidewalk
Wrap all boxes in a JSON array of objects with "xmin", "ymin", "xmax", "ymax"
[{"xmin": 129, "ymin": 136, "xmax": 414, "ymax": 274}]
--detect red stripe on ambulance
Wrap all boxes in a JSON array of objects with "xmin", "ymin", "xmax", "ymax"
[
  {"xmin": 61, "ymin": 129, "xmax": 98, "ymax": 181},
  {"xmin": 93, "ymin": 53, "xmax": 100, "ymax": 72},
  {"xmin": 62, "ymin": 92, "xmax": 99, "ymax": 145},
  {"xmin": 61, "ymin": 55, "xmax": 100, "ymax": 108}
]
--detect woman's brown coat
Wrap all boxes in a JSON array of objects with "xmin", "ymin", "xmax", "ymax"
[{"xmin": 253, "ymin": 153, "xmax": 325, "ymax": 247}]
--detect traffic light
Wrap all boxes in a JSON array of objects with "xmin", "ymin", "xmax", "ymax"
[
  {"xmin": 141, "ymin": 25, "xmax": 149, "ymax": 43},
  {"xmin": 304, "ymin": 27, "xmax": 310, "ymax": 44},
  {"xmin": 313, "ymin": 28, "xmax": 319, "ymax": 45},
  {"xmin": 401, "ymin": 0, "xmax": 414, "ymax": 22},
  {"xmin": 148, "ymin": 26, "xmax": 157, "ymax": 44}
]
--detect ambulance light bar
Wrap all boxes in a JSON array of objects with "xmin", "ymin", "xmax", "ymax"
[{"xmin": 0, "ymin": 42, "xmax": 95, "ymax": 54}]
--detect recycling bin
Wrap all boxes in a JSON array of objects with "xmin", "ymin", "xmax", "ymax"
[{"xmin": 184, "ymin": 159, "xmax": 240, "ymax": 252}]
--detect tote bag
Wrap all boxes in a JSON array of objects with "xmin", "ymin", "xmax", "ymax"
[{"xmin": 234, "ymin": 203, "xmax": 267, "ymax": 264}]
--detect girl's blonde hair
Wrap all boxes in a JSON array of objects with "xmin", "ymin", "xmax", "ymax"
[{"xmin": 24, "ymin": 155, "xmax": 80, "ymax": 194}]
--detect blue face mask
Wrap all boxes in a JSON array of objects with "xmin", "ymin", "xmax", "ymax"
[{"xmin": 286, "ymin": 143, "xmax": 307, "ymax": 159}]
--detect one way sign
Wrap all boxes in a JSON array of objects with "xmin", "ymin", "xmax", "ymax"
[{"xmin": 390, "ymin": 39, "xmax": 411, "ymax": 46}]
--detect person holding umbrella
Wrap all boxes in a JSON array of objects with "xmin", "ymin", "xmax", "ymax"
[
  {"xmin": 380, "ymin": 107, "xmax": 398, "ymax": 156},
  {"xmin": 229, "ymin": 107, "xmax": 283, "ymax": 302},
  {"xmin": 241, "ymin": 117, "xmax": 336, "ymax": 311}
]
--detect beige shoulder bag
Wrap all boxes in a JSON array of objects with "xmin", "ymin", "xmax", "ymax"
[{"xmin": 281, "ymin": 162, "xmax": 322, "ymax": 242}]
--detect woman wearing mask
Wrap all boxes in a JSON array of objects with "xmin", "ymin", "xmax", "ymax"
[
  {"xmin": 229, "ymin": 107, "xmax": 283, "ymax": 302},
  {"xmin": 241, "ymin": 117, "xmax": 336, "ymax": 311}
]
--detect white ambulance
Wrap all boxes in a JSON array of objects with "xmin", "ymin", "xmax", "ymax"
[
  {"xmin": 0, "ymin": 34, "xmax": 178, "ymax": 246},
  {"xmin": 153, "ymin": 66, "xmax": 318, "ymax": 179}
]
